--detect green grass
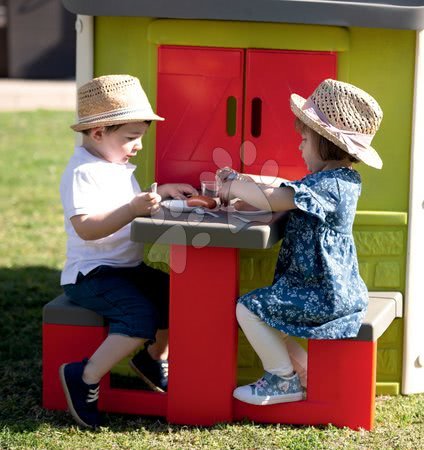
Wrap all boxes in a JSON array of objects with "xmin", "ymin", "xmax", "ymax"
[{"xmin": 0, "ymin": 110, "xmax": 423, "ymax": 449}]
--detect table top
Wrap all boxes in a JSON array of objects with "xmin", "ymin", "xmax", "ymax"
[{"xmin": 131, "ymin": 207, "xmax": 287, "ymax": 249}]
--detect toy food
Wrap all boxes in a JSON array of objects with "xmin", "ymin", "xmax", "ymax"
[{"xmin": 186, "ymin": 195, "xmax": 217, "ymax": 209}]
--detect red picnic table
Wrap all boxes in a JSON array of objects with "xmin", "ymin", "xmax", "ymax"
[{"xmin": 42, "ymin": 206, "xmax": 401, "ymax": 430}]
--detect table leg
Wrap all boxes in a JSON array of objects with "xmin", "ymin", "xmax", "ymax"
[{"xmin": 167, "ymin": 245, "xmax": 239, "ymax": 425}]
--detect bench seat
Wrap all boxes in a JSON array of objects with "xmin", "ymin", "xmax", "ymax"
[
  {"xmin": 42, "ymin": 291, "xmax": 402, "ymax": 429},
  {"xmin": 43, "ymin": 291, "xmax": 402, "ymax": 340}
]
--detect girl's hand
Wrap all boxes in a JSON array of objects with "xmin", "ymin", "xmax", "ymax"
[
  {"xmin": 233, "ymin": 200, "xmax": 261, "ymax": 212},
  {"xmin": 219, "ymin": 181, "xmax": 234, "ymax": 207},
  {"xmin": 158, "ymin": 183, "xmax": 198, "ymax": 200},
  {"xmin": 216, "ymin": 167, "xmax": 237, "ymax": 183},
  {"xmin": 216, "ymin": 167, "xmax": 254, "ymax": 183},
  {"xmin": 129, "ymin": 192, "xmax": 162, "ymax": 217}
]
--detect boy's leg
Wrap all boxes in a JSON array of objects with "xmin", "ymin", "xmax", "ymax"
[
  {"xmin": 149, "ymin": 328, "xmax": 169, "ymax": 360},
  {"xmin": 61, "ymin": 266, "xmax": 160, "ymax": 426},
  {"xmin": 83, "ymin": 334, "xmax": 146, "ymax": 384},
  {"xmin": 134, "ymin": 263, "xmax": 170, "ymax": 351},
  {"xmin": 129, "ymin": 263, "xmax": 170, "ymax": 390},
  {"xmin": 59, "ymin": 334, "xmax": 146, "ymax": 429}
]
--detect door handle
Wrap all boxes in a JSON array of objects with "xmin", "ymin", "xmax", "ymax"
[
  {"xmin": 251, "ymin": 97, "xmax": 262, "ymax": 138},
  {"xmin": 226, "ymin": 96, "xmax": 237, "ymax": 137}
]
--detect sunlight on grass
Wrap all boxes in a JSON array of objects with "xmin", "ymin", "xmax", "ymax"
[
  {"xmin": 0, "ymin": 111, "xmax": 73, "ymax": 269},
  {"xmin": 0, "ymin": 111, "xmax": 423, "ymax": 449}
]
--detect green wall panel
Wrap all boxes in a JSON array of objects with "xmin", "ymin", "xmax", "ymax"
[
  {"xmin": 95, "ymin": 16, "xmax": 159, "ymax": 188},
  {"xmin": 339, "ymin": 28, "xmax": 415, "ymax": 213},
  {"xmin": 94, "ymin": 17, "xmax": 153, "ymax": 80},
  {"xmin": 148, "ymin": 20, "xmax": 349, "ymax": 51}
]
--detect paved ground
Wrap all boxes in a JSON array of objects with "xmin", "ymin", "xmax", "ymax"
[{"xmin": 0, "ymin": 79, "xmax": 76, "ymax": 111}]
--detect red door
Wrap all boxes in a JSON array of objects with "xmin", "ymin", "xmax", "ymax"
[
  {"xmin": 156, "ymin": 46, "xmax": 244, "ymax": 187},
  {"xmin": 244, "ymin": 50, "xmax": 337, "ymax": 180},
  {"xmin": 156, "ymin": 46, "xmax": 337, "ymax": 185}
]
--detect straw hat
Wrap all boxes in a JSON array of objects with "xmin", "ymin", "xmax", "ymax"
[
  {"xmin": 290, "ymin": 79, "xmax": 383, "ymax": 169},
  {"xmin": 71, "ymin": 74, "xmax": 164, "ymax": 131}
]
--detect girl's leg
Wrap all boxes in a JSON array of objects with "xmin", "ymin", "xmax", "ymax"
[
  {"xmin": 236, "ymin": 303, "xmax": 308, "ymax": 385},
  {"xmin": 236, "ymin": 303, "xmax": 293, "ymax": 377},
  {"xmin": 284, "ymin": 335, "xmax": 308, "ymax": 388},
  {"xmin": 83, "ymin": 335, "xmax": 146, "ymax": 384},
  {"xmin": 235, "ymin": 303, "xmax": 304, "ymax": 405}
]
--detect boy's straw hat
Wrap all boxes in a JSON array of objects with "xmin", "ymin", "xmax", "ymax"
[
  {"xmin": 290, "ymin": 79, "xmax": 383, "ymax": 169},
  {"xmin": 71, "ymin": 74, "xmax": 164, "ymax": 131}
]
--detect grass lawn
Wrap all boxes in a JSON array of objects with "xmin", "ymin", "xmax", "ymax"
[{"xmin": 0, "ymin": 110, "xmax": 423, "ymax": 449}]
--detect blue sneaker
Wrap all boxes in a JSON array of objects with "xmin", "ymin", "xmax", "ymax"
[
  {"xmin": 59, "ymin": 358, "xmax": 101, "ymax": 429},
  {"xmin": 233, "ymin": 371, "xmax": 304, "ymax": 405},
  {"xmin": 129, "ymin": 343, "xmax": 168, "ymax": 392}
]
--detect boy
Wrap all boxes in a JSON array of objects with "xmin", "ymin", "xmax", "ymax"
[{"xmin": 59, "ymin": 74, "xmax": 197, "ymax": 428}]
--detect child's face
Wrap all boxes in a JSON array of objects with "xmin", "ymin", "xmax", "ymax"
[
  {"xmin": 298, "ymin": 128, "xmax": 324, "ymax": 173},
  {"xmin": 86, "ymin": 122, "xmax": 149, "ymax": 164}
]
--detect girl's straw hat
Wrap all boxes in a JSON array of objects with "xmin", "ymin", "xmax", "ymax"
[
  {"xmin": 290, "ymin": 79, "xmax": 383, "ymax": 169},
  {"xmin": 71, "ymin": 74, "xmax": 164, "ymax": 132}
]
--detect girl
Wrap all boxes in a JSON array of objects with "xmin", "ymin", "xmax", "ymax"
[{"xmin": 218, "ymin": 78, "xmax": 383, "ymax": 405}]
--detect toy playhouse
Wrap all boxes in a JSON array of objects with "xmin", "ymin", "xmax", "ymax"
[{"xmin": 44, "ymin": 0, "xmax": 423, "ymax": 427}]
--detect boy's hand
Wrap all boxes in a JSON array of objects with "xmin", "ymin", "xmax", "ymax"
[
  {"xmin": 158, "ymin": 183, "xmax": 198, "ymax": 200},
  {"xmin": 129, "ymin": 192, "xmax": 162, "ymax": 217}
]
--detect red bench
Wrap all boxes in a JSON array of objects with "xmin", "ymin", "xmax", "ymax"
[{"xmin": 42, "ymin": 290, "xmax": 401, "ymax": 430}]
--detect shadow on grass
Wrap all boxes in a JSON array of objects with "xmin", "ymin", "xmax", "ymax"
[
  {"xmin": 0, "ymin": 266, "xmax": 64, "ymax": 429},
  {"xmin": 0, "ymin": 266, "xmax": 309, "ymax": 433},
  {"xmin": 0, "ymin": 266, "xmax": 241, "ymax": 433}
]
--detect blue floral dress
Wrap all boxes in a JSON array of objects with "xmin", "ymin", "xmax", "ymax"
[{"xmin": 239, "ymin": 168, "xmax": 368, "ymax": 339}]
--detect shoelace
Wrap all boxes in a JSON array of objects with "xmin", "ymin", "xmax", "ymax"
[
  {"xmin": 86, "ymin": 385, "xmax": 100, "ymax": 403},
  {"xmin": 252, "ymin": 378, "xmax": 268, "ymax": 389},
  {"xmin": 160, "ymin": 361, "xmax": 169, "ymax": 377}
]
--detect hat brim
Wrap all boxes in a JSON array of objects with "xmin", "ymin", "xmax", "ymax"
[
  {"xmin": 71, "ymin": 113, "xmax": 165, "ymax": 132},
  {"xmin": 290, "ymin": 93, "xmax": 383, "ymax": 169}
]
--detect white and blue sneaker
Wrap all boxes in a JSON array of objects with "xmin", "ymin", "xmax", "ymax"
[{"xmin": 233, "ymin": 371, "xmax": 304, "ymax": 405}]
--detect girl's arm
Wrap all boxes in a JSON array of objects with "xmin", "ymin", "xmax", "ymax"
[
  {"xmin": 240, "ymin": 173, "xmax": 288, "ymax": 187},
  {"xmin": 221, "ymin": 180, "xmax": 296, "ymax": 212},
  {"xmin": 70, "ymin": 192, "xmax": 161, "ymax": 241},
  {"xmin": 216, "ymin": 167, "xmax": 287, "ymax": 187}
]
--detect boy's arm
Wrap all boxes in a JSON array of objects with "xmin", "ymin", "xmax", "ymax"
[
  {"xmin": 157, "ymin": 183, "xmax": 198, "ymax": 199},
  {"xmin": 71, "ymin": 192, "xmax": 161, "ymax": 240}
]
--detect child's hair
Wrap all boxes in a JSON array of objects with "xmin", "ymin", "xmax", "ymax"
[
  {"xmin": 295, "ymin": 118, "xmax": 359, "ymax": 163},
  {"xmin": 81, "ymin": 121, "xmax": 152, "ymax": 136}
]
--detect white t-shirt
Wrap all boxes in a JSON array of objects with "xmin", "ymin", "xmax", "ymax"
[{"xmin": 60, "ymin": 146, "xmax": 144, "ymax": 285}]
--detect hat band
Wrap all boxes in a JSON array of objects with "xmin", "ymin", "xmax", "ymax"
[
  {"xmin": 302, "ymin": 99, "xmax": 375, "ymax": 158},
  {"xmin": 78, "ymin": 106, "xmax": 153, "ymax": 124}
]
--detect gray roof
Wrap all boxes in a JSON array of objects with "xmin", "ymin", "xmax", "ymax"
[{"xmin": 62, "ymin": 0, "xmax": 424, "ymax": 30}]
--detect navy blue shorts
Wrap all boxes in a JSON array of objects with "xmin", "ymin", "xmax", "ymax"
[{"xmin": 62, "ymin": 263, "xmax": 169, "ymax": 340}]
